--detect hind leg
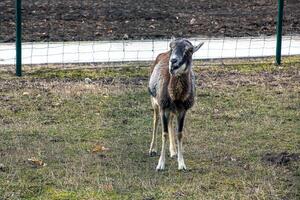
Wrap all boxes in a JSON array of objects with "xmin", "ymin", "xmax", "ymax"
[{"xmin": 149, "ymin": 99, "xmax": 159, "ymax": 156}]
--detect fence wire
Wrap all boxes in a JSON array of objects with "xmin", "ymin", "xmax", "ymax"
[{"xmin": 1, "ymin": 36, "xmax": 300, "ymax": 66}]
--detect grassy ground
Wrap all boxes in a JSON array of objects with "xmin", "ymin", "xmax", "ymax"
[{"xmin": 0, "ymin": 60, "xmax": 299, "ymax": 200}]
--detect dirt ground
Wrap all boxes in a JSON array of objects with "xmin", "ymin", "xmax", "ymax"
[{"xmin": 1, "ymin": 0, "xmax": 300, "ymax": 42}]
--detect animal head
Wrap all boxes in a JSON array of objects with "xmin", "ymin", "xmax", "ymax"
[{"xmin": 169, "ymin": 37, "xmax": 204, "ymax": 76}]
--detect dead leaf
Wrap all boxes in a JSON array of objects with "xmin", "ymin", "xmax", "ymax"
[
  {"xmin": 90, "ymin": 144, "xmax": 110, "ymax": 153},
  {"xmin": 27, "ymin": 157, "xmax": 47, "ymax": 167},
  {"xmin": 52, "ymin": 102, "xmax": 60, "ymax": 106},
  {"xmin": 99, "ymin": 183, "xmax": 113, "ymax": 191},
  {"xmin": 84, "ymin": 78, "xmax": 92, "ymax": 84},
  {"xmin": 123, "ymin": 34, "xmax": 129, "ymax": 40},
  {"xmin": 190, "ymin": 18, "xmax": 196, "ymax": 25}
]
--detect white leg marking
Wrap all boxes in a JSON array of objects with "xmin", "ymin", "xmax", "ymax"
[
  {"xmin": 156, "ymin": 132, "xmax": 167, "ymax": 171},
  {"xmin": 177, "ymin": 133, "xmax": 186, "ymax": 170},
  {"xmin": 168, "ymin": 115, "xmax": 177, "ymax": 158}
]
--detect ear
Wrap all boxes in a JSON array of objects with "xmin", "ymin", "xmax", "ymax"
[
  {"xmin": 170, "ymin": 36, "xmax": 176, "ymax": 42},
  {"xmin": 193, "ymin": 42, "xmax": 204, "ymax": 53},
  {"xmin": 169, "ymin": 36, "xmax": 176, "ymax": 48}
]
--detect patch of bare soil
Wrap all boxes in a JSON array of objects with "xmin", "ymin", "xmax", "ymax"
[
  {"xmin": 0, "ymin": 0, "xmax": 300, "ymax": 42},
  {"xmin": 262, "ymin": 152, "xmax": 300, "ymax": 166}
]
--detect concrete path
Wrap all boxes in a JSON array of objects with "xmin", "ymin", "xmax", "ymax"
[{"xmin": 0, "ymin": 36, "xmax": 299, "ymax": 65}]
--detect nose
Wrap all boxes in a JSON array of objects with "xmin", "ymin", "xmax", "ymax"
[{"xmin": 170, "ymin": 58, "xmax": 177, "ymax": 64}]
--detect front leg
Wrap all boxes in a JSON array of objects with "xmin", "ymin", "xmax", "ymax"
[
  {"xmin": 176, "ymin": 111, "xmax": 187, "ymax": 170},
  {"xmin": 168, "ymin": 113, "xmax": 177, "ymax": 158},
  {"xmin": 156, "ymin": 109, "xmax": 169, "ymax": 171}
]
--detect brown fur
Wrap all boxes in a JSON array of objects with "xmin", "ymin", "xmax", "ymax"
[
  {"xmin": 151, "ymin": 51, "xmax": 194, "ymax": 111},
  {"xmin": 150, "ymin": 51, "xmax": 170, "ymax": 74}
]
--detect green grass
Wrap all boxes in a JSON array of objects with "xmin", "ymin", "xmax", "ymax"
[
  {"xmin": 0, "ymin": 61, "xmax": 299, "ymax": 199},
  {"xmin": 28, "ymin": 66, "xmax": 150, "ymax": 80}
]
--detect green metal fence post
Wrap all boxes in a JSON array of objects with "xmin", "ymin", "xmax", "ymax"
[
  {"xmin": 276, "ymin": 0, "xmax": 284, "ymax": 65},
  {"xmin": 16, "ymin": 0, "xmax": 22, "ymax": 76}
]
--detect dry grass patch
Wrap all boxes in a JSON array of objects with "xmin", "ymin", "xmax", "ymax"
[{"xmin": 0, "ymin": 61, "xmax": 299, "ymax": 199}]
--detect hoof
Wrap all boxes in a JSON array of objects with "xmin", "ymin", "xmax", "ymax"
[
  {"xmin": 156, "ymin": 158, "xmax": 165, "ymax": 171},
  {"xmin": 149, "ymin": 151, "xmax": 157, "ymax": 157},
  {"xmin": 156, "ymin": 164, "xmax": 165, "ymax": 171},
  {"xmin": 178, "ymin": 162, "xmax": 187, "ymax": 171},
  {"xmin": 178, "ymin": 167, "xmax": 187, "ymax": 171}
]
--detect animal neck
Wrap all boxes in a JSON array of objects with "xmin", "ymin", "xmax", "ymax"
[{"xmin": 168, "ymin": 70, "xmax": 191, "ymax": 101}]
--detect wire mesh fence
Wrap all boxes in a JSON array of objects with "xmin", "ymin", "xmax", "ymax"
[
  {"xmin": 0, "ymin": 0, "xmax": 300, "ymax": 67},
  {"xmin": 1, "ymin": 36, "xmax": 300, "ymax": 65}
]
